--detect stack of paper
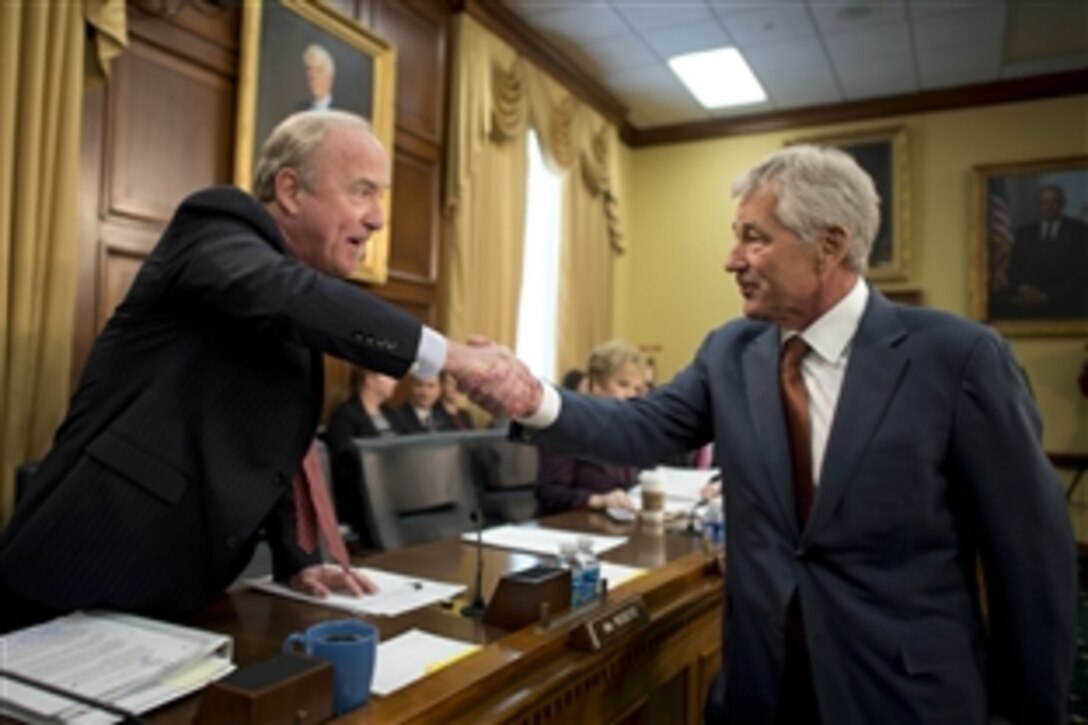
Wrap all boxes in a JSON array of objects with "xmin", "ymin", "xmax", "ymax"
[
  {"xmin": 0, "ymin": 611, "xmax": 234, "ymax": 724},
  {"xmin": 460, "ymin": 525, "xmax": 627, "ymax": 556},
  {"xmin": 372, "ymin": 629, "xmax": 480, "ymax": 696},
  {"xmin": 248, "ymin": 566, "xmax": 465, "ymax": 616}
]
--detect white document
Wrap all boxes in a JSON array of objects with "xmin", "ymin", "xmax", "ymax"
[
  {"xmin": 0, "ymin": 611, "xmax": 234, "ymax": 724},
  {"xmin": 371, "ymin": 629, "xmax": 480, "ymax": 697},
  {"xmin": 631, "ymin": 466, "xmax": 721, "ymax": 513},
  {"xmin": 461, "ymin": 524, "xmax": 627, "ymax": 556},
  {"xmin": 248, "ymin": 566, "xmax": 465, "ymax": 616}
]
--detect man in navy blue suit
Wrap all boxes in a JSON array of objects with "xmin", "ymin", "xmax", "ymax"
[
  {"xmin": 469, "ymin": 146, "xmax": 1075, "ymax": 723},
  {"xmin": 0, "ymin": 110, "xmax": 501, "ymax": 632}
]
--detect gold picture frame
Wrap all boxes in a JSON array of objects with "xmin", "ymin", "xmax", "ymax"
[
  {"xmin": 790, "ymin": 126, "xmax": 911, "ymax": 282},
  {"xmin": 235, "ymin": 0, "xmax": 396, "ymax": 284},
  {"xmin": 969, "ymin": 156, "xmax": 1088, "ymax": 337}
]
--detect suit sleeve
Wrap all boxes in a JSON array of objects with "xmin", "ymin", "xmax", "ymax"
[
  {"xmin": 163, "ymin": 217, "xmax": 421, "ymax": 379},
  {"xmin": 949, "ymin": 333, "xmax": 1076, "ymax": 722},
  {"xmin": 535, "ymin": 449, "xmax": 590, "ymax": 515},
  {"xmin": 518, "ymin": 333, "xmax": 717, "ymax": 466}
]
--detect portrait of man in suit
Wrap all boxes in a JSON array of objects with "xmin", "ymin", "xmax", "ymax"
[
  {"xmin": 996, "ymin": 183, "xmax": 1088, "ymax": 320},
  {"xmin": 298, "ymin": 43, "xmax": 335, "ymax": 112}
]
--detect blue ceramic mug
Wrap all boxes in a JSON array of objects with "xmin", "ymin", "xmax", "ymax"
[{"xmin": 283, "ymin": 619, "xmax": 378, "ymax": 714}]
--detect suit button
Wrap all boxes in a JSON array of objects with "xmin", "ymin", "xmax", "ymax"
[
  {"xmin": 274, "ymin": 473, "xmax": 286, "ymax": 486},
  {"xmin": 794, "ymin": 547, "xmax": 807, "ymax": 559},
  {"xmin": 352, "ymin": 331, "xmax": 365, "ymax": 342},
  {"xmin": 226, "ymin": 535, "xmax": 241, "ymax": 549}
]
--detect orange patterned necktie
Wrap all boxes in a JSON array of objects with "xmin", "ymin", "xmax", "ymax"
[
  {"xmin": 293, "ymin": 442, "xmax": 352, "ymax": 571},
  {"xmin": 781, "ymin": 337, "xmax": 814, "ymax": 526}
]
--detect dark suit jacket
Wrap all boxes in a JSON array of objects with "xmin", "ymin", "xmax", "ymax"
[
  {"xmin": 516, "ymin": 288, "xmax": 1075, "ymax": 724},
  {"xmin": 535, "ymin": 449, "xmax": 632, "ymax": 516},
  {"xmin": 324, "ymin": 396, "xmax": 408, "ymax": 545},
  {"xmin": 1000, "ymin": 215, "xmax": 1088, "ymax": 319},
  {"xmin": 397, "ymin": 403, "xmax": 455, "ymax": 434},
  {"xmin": 435, "ymin": 405, "xmax": 474, "ymax": 431},
  {"xmin": 325, "ymin": 397, "xmax": 406, "ymax": 452},
  {"xmin": 0, "ymin": 186, "xmax": 422, "ymax": 622}
]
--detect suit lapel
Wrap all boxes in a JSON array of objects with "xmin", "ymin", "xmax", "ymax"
[
  {"xmin": 742, "ymin": 327, "xmax": 798, "ymax": 535},
  {"xmin": 806, "ymin": 292, "xmax": 909, "ymax": 540}
]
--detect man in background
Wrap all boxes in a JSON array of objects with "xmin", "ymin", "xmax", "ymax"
[
  {"xmin": 468, "ymin": 146, "xmax": 1075, "ymax": 723},
  {"xmin": 0, "ymin": 110, "xmax": 503, "ymax": 633},
  {"xmin": 399, "ymin": 374, "xmax": 445, "ymax": 432}
]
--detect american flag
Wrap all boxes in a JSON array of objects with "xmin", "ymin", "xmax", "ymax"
[{"xmin": 988, "ymin": 178, "xmax": 1014, "ymax": 293}]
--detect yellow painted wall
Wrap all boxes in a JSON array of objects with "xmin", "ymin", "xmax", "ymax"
[{"xmin": 614, "ymin": 95, "xmax": 1088, "ymax": 453}]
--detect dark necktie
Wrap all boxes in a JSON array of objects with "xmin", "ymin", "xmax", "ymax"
[
  {"xmin": 293, "ymin": 442, "xmax": 352, "ymax": 571},
  {"xmin": 781, "ymin": 337, "xmax": 814, "ymax": 526}
]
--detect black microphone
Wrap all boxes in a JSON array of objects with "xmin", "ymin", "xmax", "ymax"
[
  {"xmin": 461, "ymin": 510, "xmax": 487, "ymax": 618},
  {"xmin": 685, "ymin": 472, "xmax": 722, "ymax": 535},
  {"xmin": 685, "ymin": 498, "xmax": 709, "ymax": 535}
]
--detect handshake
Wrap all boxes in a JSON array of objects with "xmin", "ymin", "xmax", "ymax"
[{"xmin": 444, "ymin": 336, "xmax": 543, "ymax": 420}]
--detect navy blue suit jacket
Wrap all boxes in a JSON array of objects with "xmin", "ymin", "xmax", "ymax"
[
  {"xmin": 517, "ymin": 289, "xmax": 1075, "ymax": 723},
  {"xmin": 0, "ymin": 186, "xmax": 422, "ymax": 621}
]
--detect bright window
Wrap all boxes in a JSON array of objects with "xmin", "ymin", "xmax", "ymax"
[{"xmin": 515, "ymin": 130, "xmax": 563, "ymax": 382}]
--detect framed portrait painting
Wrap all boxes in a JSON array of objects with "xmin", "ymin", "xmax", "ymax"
[
  {"xmin": 970, "ymin": 157, "xmax": 1088, "ymax": 337},
  {"xmin": 235, "ymin": 0, "xmax": 396, "ymax": 283},
  {"xmin": 790, "ymin": 126, "xmax": 912, "ymax": 282}
]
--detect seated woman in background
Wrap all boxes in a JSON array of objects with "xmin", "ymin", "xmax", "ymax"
[
  {"xmin": 435, "ymin": 370, "xmax": 475, "ymax": 430},
  {"xmin": 325, "ymin": 366, "xmax": 406, "ymax": 453},
  {"xmin": 535, "ymin": 340, "xmax": 645, "ymax": 516}
]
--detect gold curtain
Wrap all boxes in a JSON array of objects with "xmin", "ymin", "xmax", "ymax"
[
  {"xmin": 444, "ymin": 15, "xmax": 626, "ymax": 376},
  {"xmin": 0, "ymin": 1, "xmax": 126, "ymax": 522}
]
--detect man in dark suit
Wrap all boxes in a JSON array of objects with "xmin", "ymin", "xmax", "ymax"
[
  {"xmin": 397, "ymin": 374, "xmax": 448, "ymax": 433},
  {"xmin": 999, "ymin": 183, "xmax": 1088, "ymax": 319},
  {"xmin": 467, "ymin": 146, "xmax": 1076, "ymax": 723},
  {"xmin": 0, "ymin": 110, "xmax": 497, "ymax": 632}
]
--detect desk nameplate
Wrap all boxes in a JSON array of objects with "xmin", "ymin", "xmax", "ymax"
[{"xmin": 567, "ymin": 595, "xmax": 649, "ymax": 652}]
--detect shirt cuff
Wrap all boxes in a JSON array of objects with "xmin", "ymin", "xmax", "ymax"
[
  {"xmin": 515, "ymin": 382, "xmax": 562, "ymax": 429},
  {"xmin": 413, "ymin": 326, "xmax": 446, "ymax": 378}
]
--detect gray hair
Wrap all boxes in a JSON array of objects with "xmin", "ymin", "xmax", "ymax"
[
  {"xmin": 302, "ymin": 43, "xmax": 335, "ymax": 75},
  {"xmin": 252, "ymin": 110, "xmax": 373, "ymax": 202},
  {"xmin": 732, "ymin": 144, "xmax": 880, "ymax": 273}
]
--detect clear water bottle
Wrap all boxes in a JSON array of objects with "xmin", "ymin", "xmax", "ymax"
[
  {"xmin": 703, "ymin": 499, "xmax": 725, "ymax": 549},
  {"xmin": 575, "ymin": 536, "xmax": 600, "ymax": 604},
  {"xmin": 559, "ymin": 541, "xmax": 585, "ymax": 607}
]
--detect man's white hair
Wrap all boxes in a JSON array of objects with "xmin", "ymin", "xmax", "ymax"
[{"xmin": 732, "ymin": 144, "xmax": 881, "ymax": 273}]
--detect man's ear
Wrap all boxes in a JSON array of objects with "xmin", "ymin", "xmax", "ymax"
[
  {"xmin": 816, "ymin": 225, "xmax": 849, "ymax": 269},
  {"xmin": 273, "ymin": 167, "xmax": 303, "ymax": 215}
]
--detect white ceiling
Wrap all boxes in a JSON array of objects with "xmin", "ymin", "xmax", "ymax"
[{"xmin": 501, "ymin": 0, "xmax": 1088, "ymax": 128}]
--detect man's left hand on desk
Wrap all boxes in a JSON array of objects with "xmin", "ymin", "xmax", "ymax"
[{"xmin": 290, "ymin": 564, "xmax": 379, "ymax": 598}]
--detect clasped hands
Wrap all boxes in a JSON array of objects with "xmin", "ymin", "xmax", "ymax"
[{"xmin": 445, "ymin": 336, "xmax": 542, "ymax": 419}]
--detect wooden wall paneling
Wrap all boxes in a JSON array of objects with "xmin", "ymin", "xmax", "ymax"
[
  {"xmin": 389, "ymin": 143, "xmax": 441, "ymax": 284},
  {"xmin": 372, "ymin": 0, "xmax": 447, "ymax": 144},
  {"xmin": 108, "ymin": 37, "xmax": 235, "ymax": 224}
]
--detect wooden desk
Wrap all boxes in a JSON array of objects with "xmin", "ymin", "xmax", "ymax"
[{"xmin": 158, "ymin": 513, "xmax": 723, "ymax": 723}]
